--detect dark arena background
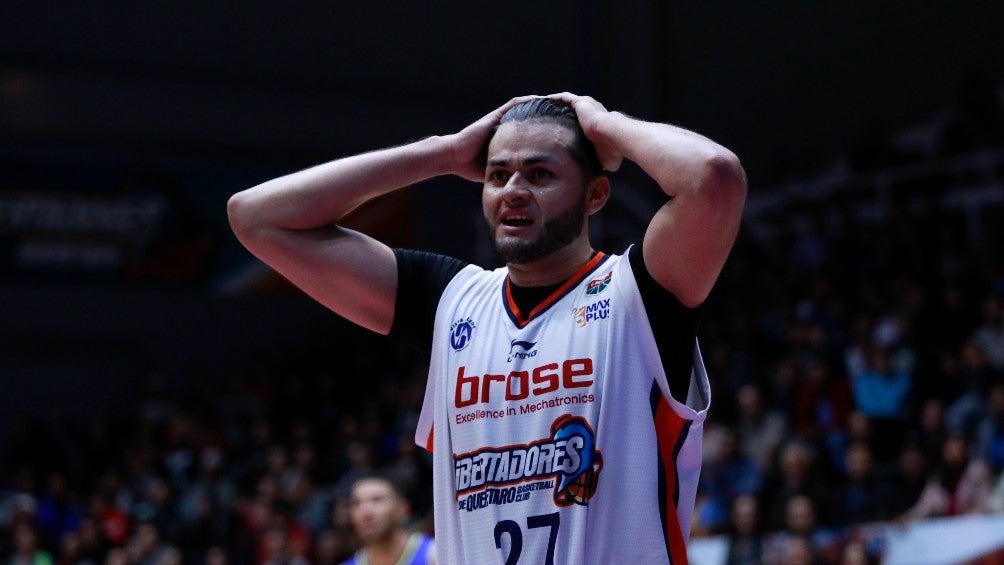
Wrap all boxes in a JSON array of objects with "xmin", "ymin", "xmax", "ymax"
[{"xmin": 2, "ymin": 2, "xmax": 1004, "ymax": 564}]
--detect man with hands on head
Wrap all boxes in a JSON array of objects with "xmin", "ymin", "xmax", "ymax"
[{"xmin": 229, "ymin": 92, "xmax": 746, "ymax": 564}]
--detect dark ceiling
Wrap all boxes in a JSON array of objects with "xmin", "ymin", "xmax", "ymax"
[{"xmin": 1, "ymin": 1, "xmax": 1002, "ymax": 185}]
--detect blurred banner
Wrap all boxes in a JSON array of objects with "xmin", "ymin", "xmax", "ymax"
[
  {"xmin": 0, "ymin": 188, "xmax": 169, "ymax": 273},
  {"xmin": 0, "ymin": 161, "xmax": 226, "ymax": 287},
  {"xmin": 689, "ymin": 514, "xmax": 1004, "ymax": 565},
  {"xmin": 883, "ymin": 514, "xmax": 1004, "ymax": 565}
]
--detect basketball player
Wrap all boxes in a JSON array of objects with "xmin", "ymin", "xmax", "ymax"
[
  {"xmin": 229, "ymin": 93, "xmax": 746, "ymax": 563},
  {"xmin": 343, "ymin": 476, "xmax": 435, "ymax": 565}
]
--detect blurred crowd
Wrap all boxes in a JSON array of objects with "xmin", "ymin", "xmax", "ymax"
[
  {"xmin": 2, "ymin": 77, "xmax": 1003, "ymax": 565},
  {"xmin": 694, "ymin": 72, "xmax": 1004, "ymax": 564},
  {"xmin": 0, "ymin": 336, "xmax": 434, "ymax": 565}
]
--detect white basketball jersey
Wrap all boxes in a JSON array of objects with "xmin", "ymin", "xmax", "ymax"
[{"xmin": 415, "ymin": 250, "xmax": 710, "ymax": 565}]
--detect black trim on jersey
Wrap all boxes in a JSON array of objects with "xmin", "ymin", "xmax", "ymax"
[
  {"xmin": 389, "ymin": 249, "xmax": 469, "ymax": 358},
  {"xmin": 673, "ymin": 420, "xmax": 693, "ymax": 506},
  {"xmin": 628, "ymin": 244, "xmax": 701, "ymax": 403}
]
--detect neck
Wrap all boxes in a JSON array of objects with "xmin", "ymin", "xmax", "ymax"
[
  {"xmin": 506, "ymin": 238, "xmax": 594, "ymax": 287},
  {"xmin": 365, "ymin": 530, "xmax": 409, "ymax": 565}
]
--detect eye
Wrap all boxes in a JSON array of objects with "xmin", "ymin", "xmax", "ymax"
[
  {"xmin": 530, "ymin": 168, "xmax": 554, "ymax": 182},
  {"xmin": 487, "ymin": 169, "xmax": 509, "ymax": 184}
]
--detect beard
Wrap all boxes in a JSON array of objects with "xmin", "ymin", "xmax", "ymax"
[{"xmin": 489, "ymin": 197, "xmax": 586, "ymax": 265}]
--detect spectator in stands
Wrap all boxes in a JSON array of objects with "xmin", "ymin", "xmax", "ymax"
[
  {"xmin": 777, "ymin": 535, "xmax": 819, "ymax": 565},
  {"xmin": 901, "ymin": 434, "xmax": 993, "ymax": 519},
  {"xmin": 260, "ymin": 523, "xmax": 308, "ymax": 565},
  {"xmin": 724, "ymin": 494, "xmax": 764, "ymax": 565},
  {"xmin": 759, "ymin": 440, "xmax": 827, "ymax": 531},
  {"xmin": 123, "ymin": 521, "xmax": 176, "ymax": 565},
  {"xmin": 972, "ymin": 294, "xmax": 1004, "ymax": 371},
  {"xmin": 87, "ymin": 494, "xmax": 128, "ymax": 550},
  {"xmin": 736, "ymin": 384, "xmax": 788, "ymax": 472},
  {"xmin": 334, "ymin": 442, "xmax": 376, "ymax": 499},
  {"xmin": 104, "ymin": 548, "xmax": 128, "ymax": 565},
  {"xmin": 791, "ymin": 358, "xmax": 853, "ymax": 443},
  {"xmin": 833, "ymin": 441, "xmax": 893, "ymax": 525},
  {"xmin": 204, "ymin": 546, "xmax": 228, "ymax": 565},
  {"xmin": 7, "ymin": 522, "xmax": 53, "ymax": 565},
  {"xmin": 697, "ymin": 427, "xmax": 763, "ymax": 534},
  {"xmin": 763, "ymin": 495, "xmax": 835, "ymax": 564},
  {"xmin": 839, "ymin": 538, "xmax": 877, "ymax": 565},
  {"xmin": 849, "ymin": 345, "xmax": 912, "ymax": 460},
  {"xmin": 945, "ymin": 340, "xmax": 1001, "ymax": 435},
  {"xmin": 34, "ymin": 474, "xmax": 80, "ymax": 553},
  {"xmin": 975, "ymin": 380, "xmax": 1004, "ymax": 471},
  {"xmin": 886, "ymin": 442, "xmax": 932, "ymax": 517},
  {"xmin": 913, "ymin": 398, "xmax": 948, "ymax": 464},
  {"xmin": 313, "ymin": 529, "xmax": 352, "ymax": 565}
]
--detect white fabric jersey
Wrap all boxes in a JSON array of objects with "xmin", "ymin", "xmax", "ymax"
[{"xmin": 415, "ymin": 250, "xmax": 710, "ymax": 565}]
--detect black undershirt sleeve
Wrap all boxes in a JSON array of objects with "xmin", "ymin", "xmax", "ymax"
[
  {"xmin": 627, "ymin": 244, "xmax": 702, "ymax": 403},
  {"xmin": 389, "ymin": 249, "xmax": 469, "ymax": 358}
]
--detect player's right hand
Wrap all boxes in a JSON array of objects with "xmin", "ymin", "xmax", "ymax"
[{"xmin": 445, "ymin": 95, "xmax": 541, "ymax": 183}]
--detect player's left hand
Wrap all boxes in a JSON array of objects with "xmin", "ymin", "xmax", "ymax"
[{"xmin": 547, "ymin": 92, "xmax": 623, "ymax": 172}]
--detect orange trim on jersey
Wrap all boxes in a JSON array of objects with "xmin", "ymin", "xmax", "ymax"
[
  {"xmin": 503, "ymin": 252, "xmax": 608, "ymax": 328},
  {"xmin": 425, "ymin": 425, "xmax": 434, "ymax": 453},
  {"xmin": 654, "ymin": 396, "xmax": 690, "ymax": 565}
]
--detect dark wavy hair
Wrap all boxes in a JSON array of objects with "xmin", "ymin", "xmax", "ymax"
[{"xmin": 483, "ymin": 98, "xmax": 604, "ymax": 179}]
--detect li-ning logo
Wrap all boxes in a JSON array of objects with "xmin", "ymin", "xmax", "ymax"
[
  {"xmin": 507, "ymin": 339, "xmax": 538, "ymax": 362},
  {"xmin": 450, "ymin": 317, "xmax": 476, "ymax": 351},
  {"xmin": 453, "ymin": 414, "xmax": 603, "ymax": 509},
  {"xmin": 572, "ymin": 299, "xmax": 610, "ymax": 328},
  {"xmin": 585, "ymin": 271, "xmax": 612, "ymax": 295}
]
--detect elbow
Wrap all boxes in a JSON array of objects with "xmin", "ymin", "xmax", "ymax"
[
  {"xmin": 226, "ymin": 189, "xmax": 260, "ymax": 239},
  {"xmin": 707, "ymin": 151, "xmax": 747, "ymax": 194},
  {"xmin": 226, "ymin": 191, "xmax": 247, "ymax": 234},
  {"xmin": 703, "ymin": 151, "xmax": 747, "ymax": 212}
]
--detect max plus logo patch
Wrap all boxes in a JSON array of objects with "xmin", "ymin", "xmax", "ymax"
[{"xmin": 572, "ymin": 299, "xmax": 610, "ymax": 328}]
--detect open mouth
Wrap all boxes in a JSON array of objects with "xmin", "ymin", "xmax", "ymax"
[{"xmin": 501, "ymin": 215, "xmax": 533, "ymax": 227}]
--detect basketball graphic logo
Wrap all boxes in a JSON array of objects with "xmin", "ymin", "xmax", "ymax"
[
  {"xmin": 556, "ymin": 457, "xmax": 603, "ymax": 506},
  {"xmin": 551, "ymin": 415, "xmax": 604, "ymax": 506}
]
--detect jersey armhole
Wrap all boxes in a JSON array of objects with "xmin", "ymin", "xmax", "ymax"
[{"xmin": 627, "ymin": 244, "xmax": 701, "ymax": 403}]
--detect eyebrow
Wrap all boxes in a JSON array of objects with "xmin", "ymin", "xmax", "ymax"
[{"xmin": 486, "ymin": 155, "xmax": 556, "ymax": 167}]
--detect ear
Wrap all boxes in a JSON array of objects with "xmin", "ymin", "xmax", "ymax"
[{"xmin": 585, "ymin": 176, "xmax": 611, "ymax": 216}]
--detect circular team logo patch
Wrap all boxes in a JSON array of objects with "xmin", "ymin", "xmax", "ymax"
[{"xmin": 450, "ymin": 317, "xmax": 476, "ymax": 351}]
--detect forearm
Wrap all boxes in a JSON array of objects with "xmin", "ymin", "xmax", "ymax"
[{"xmin": 228, "ymin": 135, "xmax": 455, "ymax": 234}]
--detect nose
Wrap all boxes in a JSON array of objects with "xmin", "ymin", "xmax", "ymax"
[{"xmin": 501, "ymin": 172, "xmax": 531, "ymax": 204}]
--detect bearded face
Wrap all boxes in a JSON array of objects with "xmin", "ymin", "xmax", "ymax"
[
  {"xmin": 482, "ymin": 120, "xmax": 592, "ymax": 266},
  {"xmin": 489, "ymin": 192, "xmax": 586, "ymax": 264}
]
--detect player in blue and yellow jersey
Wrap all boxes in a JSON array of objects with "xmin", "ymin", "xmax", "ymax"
[{"xmin": 343, "ymin": 476, "xmax": 435, "ymax": 565}]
